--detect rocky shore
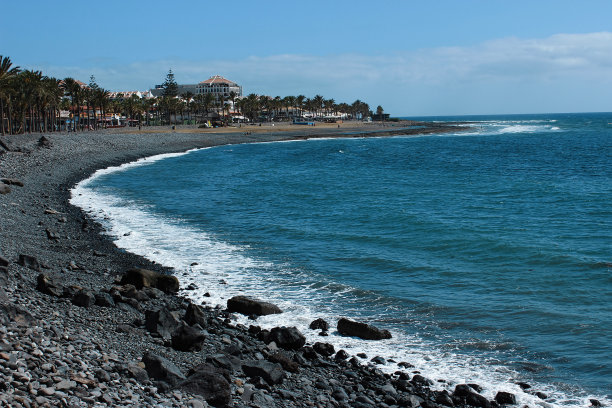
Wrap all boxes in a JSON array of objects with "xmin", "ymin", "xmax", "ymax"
[{"xmin": 0, "ymin": 124, "xmax": 557, "ymax": 408}]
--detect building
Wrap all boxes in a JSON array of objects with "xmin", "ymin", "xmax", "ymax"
[{"xmin": 196, "ymin": 75, "xmax": 242, "ymax": 101}]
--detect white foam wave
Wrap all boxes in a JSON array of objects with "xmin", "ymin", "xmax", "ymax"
[{"xmin": 70, "ymin": 146, "xmax": 605, "ymax": 408}]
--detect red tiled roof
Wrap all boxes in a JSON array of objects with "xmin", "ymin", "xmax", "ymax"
[{"xmin": 198, "ymin": 75, "xmax": 236, "ymax": 85}]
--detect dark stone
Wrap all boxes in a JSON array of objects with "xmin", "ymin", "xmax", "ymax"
[
  {"xmin": 411, "ymin": 374, "xmax": 434, "ymax": 386},
  {"xmin": 313, "ymin": 342, "xmax": 335, "ymax": 357},
  {"xmin": 242, "ymin": 361, "xmax": 284, "ymax": 385},
  {"xmin": 495, "ymin": 392, "xmax": 516, "ymax": 405},
  {"xmin": 185, "ymin": 302, "xmax": 208, "ymax": 327},
  {"xmin": 371, "ymin": 356, "xmax": 386, "ymax": 365},
  {"xmin": 95, "ymin": 292, "xmax": 115, "ymax": 307},
  {"xmin": 119, "ymin": 284, "xmax": 148, "ymax": 300},
  {"xmin": 226, "ymin": 296, "xmax": 282, "ymax": 316},
  {"xmin": 71, "ymin": 290, "xmax": 96, "ymax": 308},
  {"xmin": 516, "ymin": 382, "xmax": 531, "ymax": 390},
  {"xmin": 19, "ymin": 254, "xmax": 41, "ymax": 271},
  {"xmin": 1, "ymin": 178, "xmax": 23, "ymax": 187},
  {"xmin": 435, "ymin": 390, "xmax": 455, "ymax": 407},
  {"xmin": 0, "ymin": 255, "xmax": 8, "ymax": 274},
  {"xmin": 331, "ymin": 387, "xmax": 349, "ymax": 402},
  {"xmin": 454, "ymin": 384, "xmax": 491, "ymax": 408},
  {"xmin": 0, "ymin": 184, "xmax": 10, "ymax": 195},
  {"xmin": 45, "ymin": 229, "xmax": 59, "ymax": 241},
  {"xmin": 300, "ymin": 346, "xmax": 319, "ymax": 361},
  {"xmin": 454, "ymin": 384, "xmax": 475, "ymax": 397},
  {"xmin": 36, "ymin": 274, "xmax": 63, "ymax": 297},
  {"xmin": 171, "ymin": 323, "xmax": 207, "ymax": 352},
  {"xmin": 0, "ymin": 303, "xmax": 35, "ymax": 326},
  {"xmin": 127, "ymin": 363, "xmax": 149, "ymax": 382},
  {"xmin": 466, "ymin": 393, "xmax": 491, "ymax": 408},
  {"xmin": 145, "ymin": 308, "xmax": 181, "ymax": 340},
  {"xmin": 309, "ymin": 318, "xmax": 329, "ymax": 331},
  {"xmin": 268, "ymin": 352, "xmax": 300, "ymax": 373},
  {"xmin": 469, "ymin": 383, "xmax": 483, "ymax": 393},
  {"xmin": 590, "ymin": 400, "xmax": 602, "ymax": 407},
  {"xmin": 534, "ymin": 392, "xmax": 547, "ymax": 400},
  {"xmin": 141, "ymin": 352, "xmax": 186, "ymax": 387},
  {"xmin": 38, "ymin": 136, "xmax": 51, "ymax": 148},
  {"xmin": 268, "ymin": 326, "xmax": 306, "ymax": 350},
  {"xmin": 337, "ymin": 317, "xmax": 392, "ymax": 340},
  {"xmin": 398, "ymin": 361, "xmax": 414, "ymax": 368},
  {"xmin": 120, "ymin": 268, "xmax": 179, "ymax": 293},
  {"xmin": 62, "ymin": 285, "xmax": 83, "ymax": 299},
  {"xmin": 205, "ymin": 354, "xmax": 242, "ymax": 372},
  {"xmin": 179, "ymin": 364, "xmax": 231, "ymax": 408},
  {"xmin": 334, "ymin": 350, "xmax": 349, "ymax": 361}
]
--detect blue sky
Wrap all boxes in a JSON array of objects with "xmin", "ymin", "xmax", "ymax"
[{"xmin": 2, "ymin": 0, "xmax": 612, "ymax": 115}]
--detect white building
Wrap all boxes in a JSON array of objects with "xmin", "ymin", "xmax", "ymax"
[{"xmin": 196, "ymin": 75, "xmax": 242, "ymax": 102}]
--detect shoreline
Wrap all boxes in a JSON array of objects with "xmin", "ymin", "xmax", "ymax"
[{"xmin": 0, "ymin": 123, "xmax": 578, "ymax": 407}]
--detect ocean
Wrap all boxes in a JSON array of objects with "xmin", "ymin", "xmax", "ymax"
[{"xmin": 71, "ymin": 113, "xmax": 611, "ymax": 407}]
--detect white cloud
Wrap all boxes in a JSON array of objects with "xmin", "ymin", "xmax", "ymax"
[{"xmin": 37, "ymin": 32, "xmax": 612, "ymax": 115}]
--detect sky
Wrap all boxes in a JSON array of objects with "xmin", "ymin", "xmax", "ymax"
[{"xmin": 2, "ymin": 0, "xmax": 612, "ymax": 116}]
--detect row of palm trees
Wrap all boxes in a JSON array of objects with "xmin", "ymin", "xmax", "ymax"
[{"xmin": 1, "ymin": 55, "xmax": 375, "ymax": 135}]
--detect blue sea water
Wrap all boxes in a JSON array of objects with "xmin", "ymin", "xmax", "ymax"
[{"xmin": 72, "ymin": 113, "xmax": 611, "ymax": 406}]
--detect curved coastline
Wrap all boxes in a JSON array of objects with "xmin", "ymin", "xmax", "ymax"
[{"xmin": 1, "ymin": 123, "xmax": 600, "ymax": 407}]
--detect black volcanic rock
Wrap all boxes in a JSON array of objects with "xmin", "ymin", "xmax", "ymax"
[
  {"xmin": 226, "ymin": 296, "xmax": 282, "ymax": 316},
  {"xmin": 268, "ymin": 326, "xmax": 306, "ymax": 350},
  {"xmin": 337, "ymin": 317, "xmax": 392, "ymax": 340}
]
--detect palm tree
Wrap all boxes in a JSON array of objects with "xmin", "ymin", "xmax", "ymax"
[
  {"xmin": 62, "ymin": 78, "xmax": 82, "ymax": 131},
  {"xmin": 312, "ymin": 94, "xmax": 324, "ymax": 118},
  {"xmin": 180, "ymin": 92, "xmax": 194, "ymax": 123},
  {"xmin": 295, "ymin": 95, "xmax": 305, "ymax": 118},
  {"xmin": 0, "ymin": 56, "xmax": 20, "ymax": 135}
]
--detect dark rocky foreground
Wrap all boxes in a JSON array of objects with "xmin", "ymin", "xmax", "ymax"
[{"xmin": 0, "ymin": 126, "xmax": 559, "ymax": 408}]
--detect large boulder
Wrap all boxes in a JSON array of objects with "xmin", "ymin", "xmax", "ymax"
[
  {"xmin": 120, "ymin": 268, "xmax": 179, "ymax": 294},
  {"xmin": 184, "ymin": 302, "xmax": 208, "ymax": 327},
  {"xmin": 36, "ymin": 274, "xmax": 63, "ymax": 297},
  {"xmin": 18, "ymin": 254, "xmax": 41, "ymax": 272},
  {"xmin": 495, "ymin": 391, "xmax": 517, "ymax": 405},
  {"xmin": 179, "ymin": 364, "xmax": 231, "ymax": 407},
  {"xmin": 171, "ymin": 323, "xmax": 207, "ymax": 352},
  {"xmin": 145, "ymin": 308, "xmax": 181, "ymax": 340},
  {"xmin": 71, "ymin": 290, "xmax": 96, "ymax": 308},
  {"xmin": 242, "ymin": 361, "xmax": 284, "ymax": 385},
  {"xmin": 227, "ymin": 296, "xmax": 282, "ymax": 316},
  {"xmin": 337, "ymin": 318, "xmax": 392, "ymax": 340},
  {"xmin": 267, "ymin": 352, "xmax": 300, "ymax": 373},
  {"xmin": 268, "ymin": 326, "xmax": 306, "ymax": 350},
  {"xmin": 454, "ymin": 384, "xmax": 492, "ymax": 408},
  {"xmin": 309, "ymin": 318, "xmax": 329, "ymax": 331},
  {"xmin": 313, "ymin": 342, "xmax": 335, "ymax": 357},
  {"xmin": 142, "ymin": 352, "xmax": 186, "ymax": 387},
  {"xmin": 95, "ymin": 292, "xmax": 115, "ymax": 307}
]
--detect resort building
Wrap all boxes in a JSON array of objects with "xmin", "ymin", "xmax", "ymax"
[
  {"xmin": 148, "ymin": 75, "xmax": 242, "ymax": 103},
  {"xmin": 196, "ymin": 76, "xmax": 242, "ymax": 101}
]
